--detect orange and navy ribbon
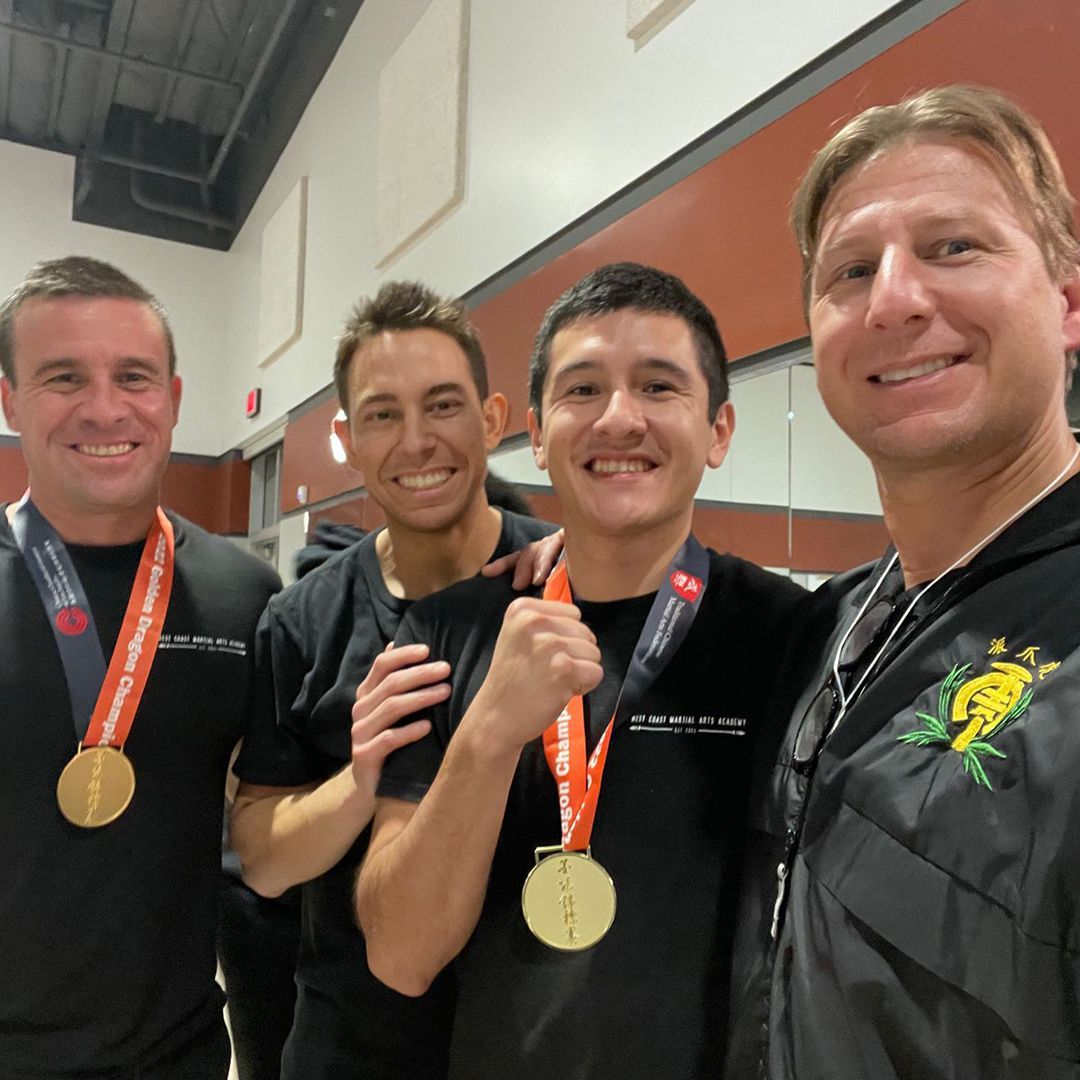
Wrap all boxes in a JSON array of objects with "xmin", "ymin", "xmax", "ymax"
[{"xmin": 540, "ymin": 536, "xmax": 709, "ymax": 852}]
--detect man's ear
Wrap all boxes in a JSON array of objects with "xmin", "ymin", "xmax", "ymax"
[
  {"xmin": 1, "ymin": 378, "xmax": 20, "ymax": 433},
  {"xmin": 482, "ymin": 392, "xmax": 509, "ymax": 450},
  {"xmin": 706, "ymin": 401, "xmax": 735, "ymax": 469},
  {"xmin": 527, "ymin": 408, "xmax": 547, "ymax": 471},
  {"xmin": 332, "ymin": 413, "xmax": 364, "ymax": 476},
  {"xmin": 1061, "ymin": 270, "xmax": 1080, "ymax": 356},
  {"xmin": 169, "ymin": 376, "xmax": 183, "ymax": 428}
]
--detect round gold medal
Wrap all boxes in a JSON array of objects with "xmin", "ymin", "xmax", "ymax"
[
  {"xmin": 521, "ymin": 848, "xmax": 616, "ymax": 951},
  {"xmin": 56, "ymin": 745, "xmax": 136, "ymax": 828}
]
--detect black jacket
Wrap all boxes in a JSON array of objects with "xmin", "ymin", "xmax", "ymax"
[{"xmin": 728, "ymin": 473, "xmax": 1080, "ymax": 1080}]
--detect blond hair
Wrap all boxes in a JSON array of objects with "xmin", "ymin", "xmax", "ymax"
[{"xmin": 792, "ymin": 84, "xmax": 1080, "ymax": 308}]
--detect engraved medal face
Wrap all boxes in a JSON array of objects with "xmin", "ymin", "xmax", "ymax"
[
  {"xmin": 56, "ymin": 746, "xmax": 136, "ymax": 828},
  {"xmin": 521, "ymin": 850, "xmax": 616, "ymax": 951}
]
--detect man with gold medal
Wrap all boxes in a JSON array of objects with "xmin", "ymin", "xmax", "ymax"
[
  {"xmin": 0, "ymin": 257, "xmax": 278, "ymax": 1079},
  {"xmin": 358, "ymin": 263, "xmax": 809, "ymax": 1079}
]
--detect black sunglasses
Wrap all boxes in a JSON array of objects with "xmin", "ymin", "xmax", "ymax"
[{"xmin": 791, "ymin": 595, "xmax": 898, "ymax": 771}]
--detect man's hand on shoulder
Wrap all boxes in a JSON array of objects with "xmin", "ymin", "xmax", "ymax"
[
  {"xmin": 482, "ymin": 529, "xmax": 565, "ymax": 589},
  {"xmin": 351, "ymin": 643, "xmax": 450, "ymax": 799},
  {"xmin": 463, "ymin": 597, "xmax": 602, "ymax": 756}
]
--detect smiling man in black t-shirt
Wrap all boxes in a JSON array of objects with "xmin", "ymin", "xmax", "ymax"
[
  {"xmin": 230, "ymin": 281, "xmax": 554, "ymax": 1079},
  {"xmin": 358, "ymin": 263, "xmax": 808, "ymax": 1079},
  {"xmin": 0, "ymin": 256, "xmax": 279, "ymax": 1080}
]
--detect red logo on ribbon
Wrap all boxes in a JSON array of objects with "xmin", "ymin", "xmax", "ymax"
[
  {"xmin": 669, "ymin": 570, "xmax": 703, "ymax": 603},
  {"xmin": 56, "ymin": 606, "xmax": 89, "ymax": 636}
]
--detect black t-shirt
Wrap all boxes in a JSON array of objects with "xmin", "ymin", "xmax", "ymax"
[
  {"xmin": 379, "ymin": 549, "xmax": 809, "ymax": 1080},
  {"xmin": 232, "ymin": 510, "xmax": 555, "ymax": 1080},
  {"xmin": 0, "ymin": 510, "xmax": 280, "ymax": 1079}
]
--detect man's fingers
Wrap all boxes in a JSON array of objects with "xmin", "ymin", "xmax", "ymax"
[
  {"xmin": 481, "ymin": 550, "xmax": 520, "ymax": 578},
  {"xmin": 510, "ymin": 532, "xmax": 564, "ymax": 590},
  {"xmin": 354, "ymin": 719, "xmax": 432, "ymax": 768},
  {"xmin": 360, "ymin": 660, "xmax": 451, "ymax": 707},
  {"xmin": 530, "ymin": 530, "xmax": 565, "ymax": 586},
  {"xmin": 504, "ymin": 597, "xmax": 589, "ymax": 624},
  {"xmin": 550, "ymin": 652, "xmax": 604, "ymax": 694},
  {"xmin": 510, "ymin": 550, "xmax": 537, "ymax": 590},
  {"xmin": 535, "ymin": 630, "xmax": 601, "ymax": 665},
  {"xmin": 356, "ymin": 644, "xmax": 441, "ymax": 700},
  {"xmin": 352, "ymin": 682, "xmax": 451, "ymax": 739},
  {"xmin": 484, "ymin": 531, "xmax": 567, "ymax": 590}
]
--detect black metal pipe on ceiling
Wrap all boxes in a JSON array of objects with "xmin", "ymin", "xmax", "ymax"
[
  {"xmin": 46, "ymin": 25, "xmax": 71, "ymax": 141},
  {"xmin": 196, "ymin": 0, "xmax": 262, "ymax": 135},
  {"xmin": 94, "ymin": 149, "xmax": 205, "ymax": 183},
  {"xmin": 128, "ymin": 167, "xmax": 233, "ymax": 230},
  {"xmin": 155, "ymin": 0, "xmax": 207, "ymax": 123},
  {"xmin": 0, "ymin": 18, "xmax": 245, "ymax": 91},
  {"xmin": 205, "ymin": 0, "xmax": 301, "ymax": 185},
  {"xmin": 85, "ymin": 0, "xmax": 135, "ymax": 151}
]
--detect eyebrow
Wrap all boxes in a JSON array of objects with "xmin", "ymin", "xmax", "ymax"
[
  {"xmin": 355, "ymin": 391, "xmax": 397, "ymax": 410},
  {"xmin": 355, "ymin": 382, "xmax": 471, "ymax": 410},
  {"xmin": 819, "ymin": 208, "xmax": 993, "ymax": 257},
  {"xmin": 424, "ymin": 382, "xmax": 470, "ymax": 398},
  {"xmin": 551, "ymin": 357, "xmax": 693, "ymax": 382},
  {"xmin": 29, "ymin": 357, "xmax": 161, "ymax": 378}
]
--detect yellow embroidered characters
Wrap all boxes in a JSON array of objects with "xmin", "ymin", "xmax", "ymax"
[{"xmin": 898, "ymin": 638, "xmax": 1055, "ymax": 789}]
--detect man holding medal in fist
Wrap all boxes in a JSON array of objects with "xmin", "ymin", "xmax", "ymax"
[
  {"xmin": 358, "ymin": 263, "xmax": 808, "ymax": 1079},
  {"xmin": 0, "ymin": 257, "xmax": 279, "ymax": 1079}
]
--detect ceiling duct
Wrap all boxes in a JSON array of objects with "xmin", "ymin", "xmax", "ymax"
[{"xmin": 1, "ymin": 0, "xmax": 364, "ymax": 248}]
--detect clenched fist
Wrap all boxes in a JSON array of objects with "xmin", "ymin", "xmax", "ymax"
[{"xmin": 463, "ymin": 597, "xmax": 602, "ymax": 756}]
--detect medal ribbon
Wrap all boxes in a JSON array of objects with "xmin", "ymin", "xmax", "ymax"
[
  {"xmin": 12, "ymin": 496, "xmax": 175, "ymax": 748},
  {"xmin": 541, "ymin": 536, "xmax": 710, "ymax": 852}
]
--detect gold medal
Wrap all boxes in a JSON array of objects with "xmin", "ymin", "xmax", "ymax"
[
  {"xmin": 521, "ymin": 846, "xmax": 616, "ymax": 951},
  {"xmin": 56, "ymin": 745, "xmax": 136, "ymax": 828}
]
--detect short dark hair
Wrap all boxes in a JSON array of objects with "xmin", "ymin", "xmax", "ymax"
[
  {"xmin": 0, "ymin": 256, "xmax": 176, "ymax": 383},
  {"xmin": 528, "ymin": 262, "xmax": 728, "ymax": 420},
  {"xmin": 334, "ymin": 281, "xmax": 489, "ymax": 414}
]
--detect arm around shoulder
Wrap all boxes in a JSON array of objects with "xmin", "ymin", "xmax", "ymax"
[{"xmin": 230, "ymin": 772, "xmax": 368, "ymax": 897}]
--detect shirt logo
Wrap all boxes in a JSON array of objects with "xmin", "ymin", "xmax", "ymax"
[
  {"xmin": 629, "ymin": 713, "xmax": 746, "ymax": 736},
  {"xmin": 897, "ymin": 636, "xmax": 1058, "ymax": 790},
  {"xmin": 55, "ymin": 606, "xmax": 89, "ymax": 636},
  {"xmin": 669, "ymin": 570, "xmax": 703, "ymax": 603}
]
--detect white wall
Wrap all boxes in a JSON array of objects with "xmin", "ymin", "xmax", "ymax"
[
  {"xmin": 224, "ymin": 0, "xmax": 900, "ymax": 456},
  {"xmin": 0, "ymin": 139, "xmax": 232, "ymax": 454},
  {"xmin": 790, "ymin": 363, "xmax": 880, "ymax": 514}
]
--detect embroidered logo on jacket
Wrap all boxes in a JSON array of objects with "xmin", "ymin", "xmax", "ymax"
[{"xmin": 897, "ymin": 638, "xmax": 1058, "ymax": 790}]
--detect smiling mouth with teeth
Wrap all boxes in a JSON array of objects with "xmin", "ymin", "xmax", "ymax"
[
  {"xmin": 75, "ymin": 442, "xmax": 136, "ymax": 457},
  {"xmin": 396, "ymin": 469, "xmax": 454, "ymax": 491},
  {"xmin": 871, "ymin": 357, "xmax": 960, "ymax": 384},
  {"xmin": 587, "ymin": 459, "xmax": 656, "ymax": 474}
]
